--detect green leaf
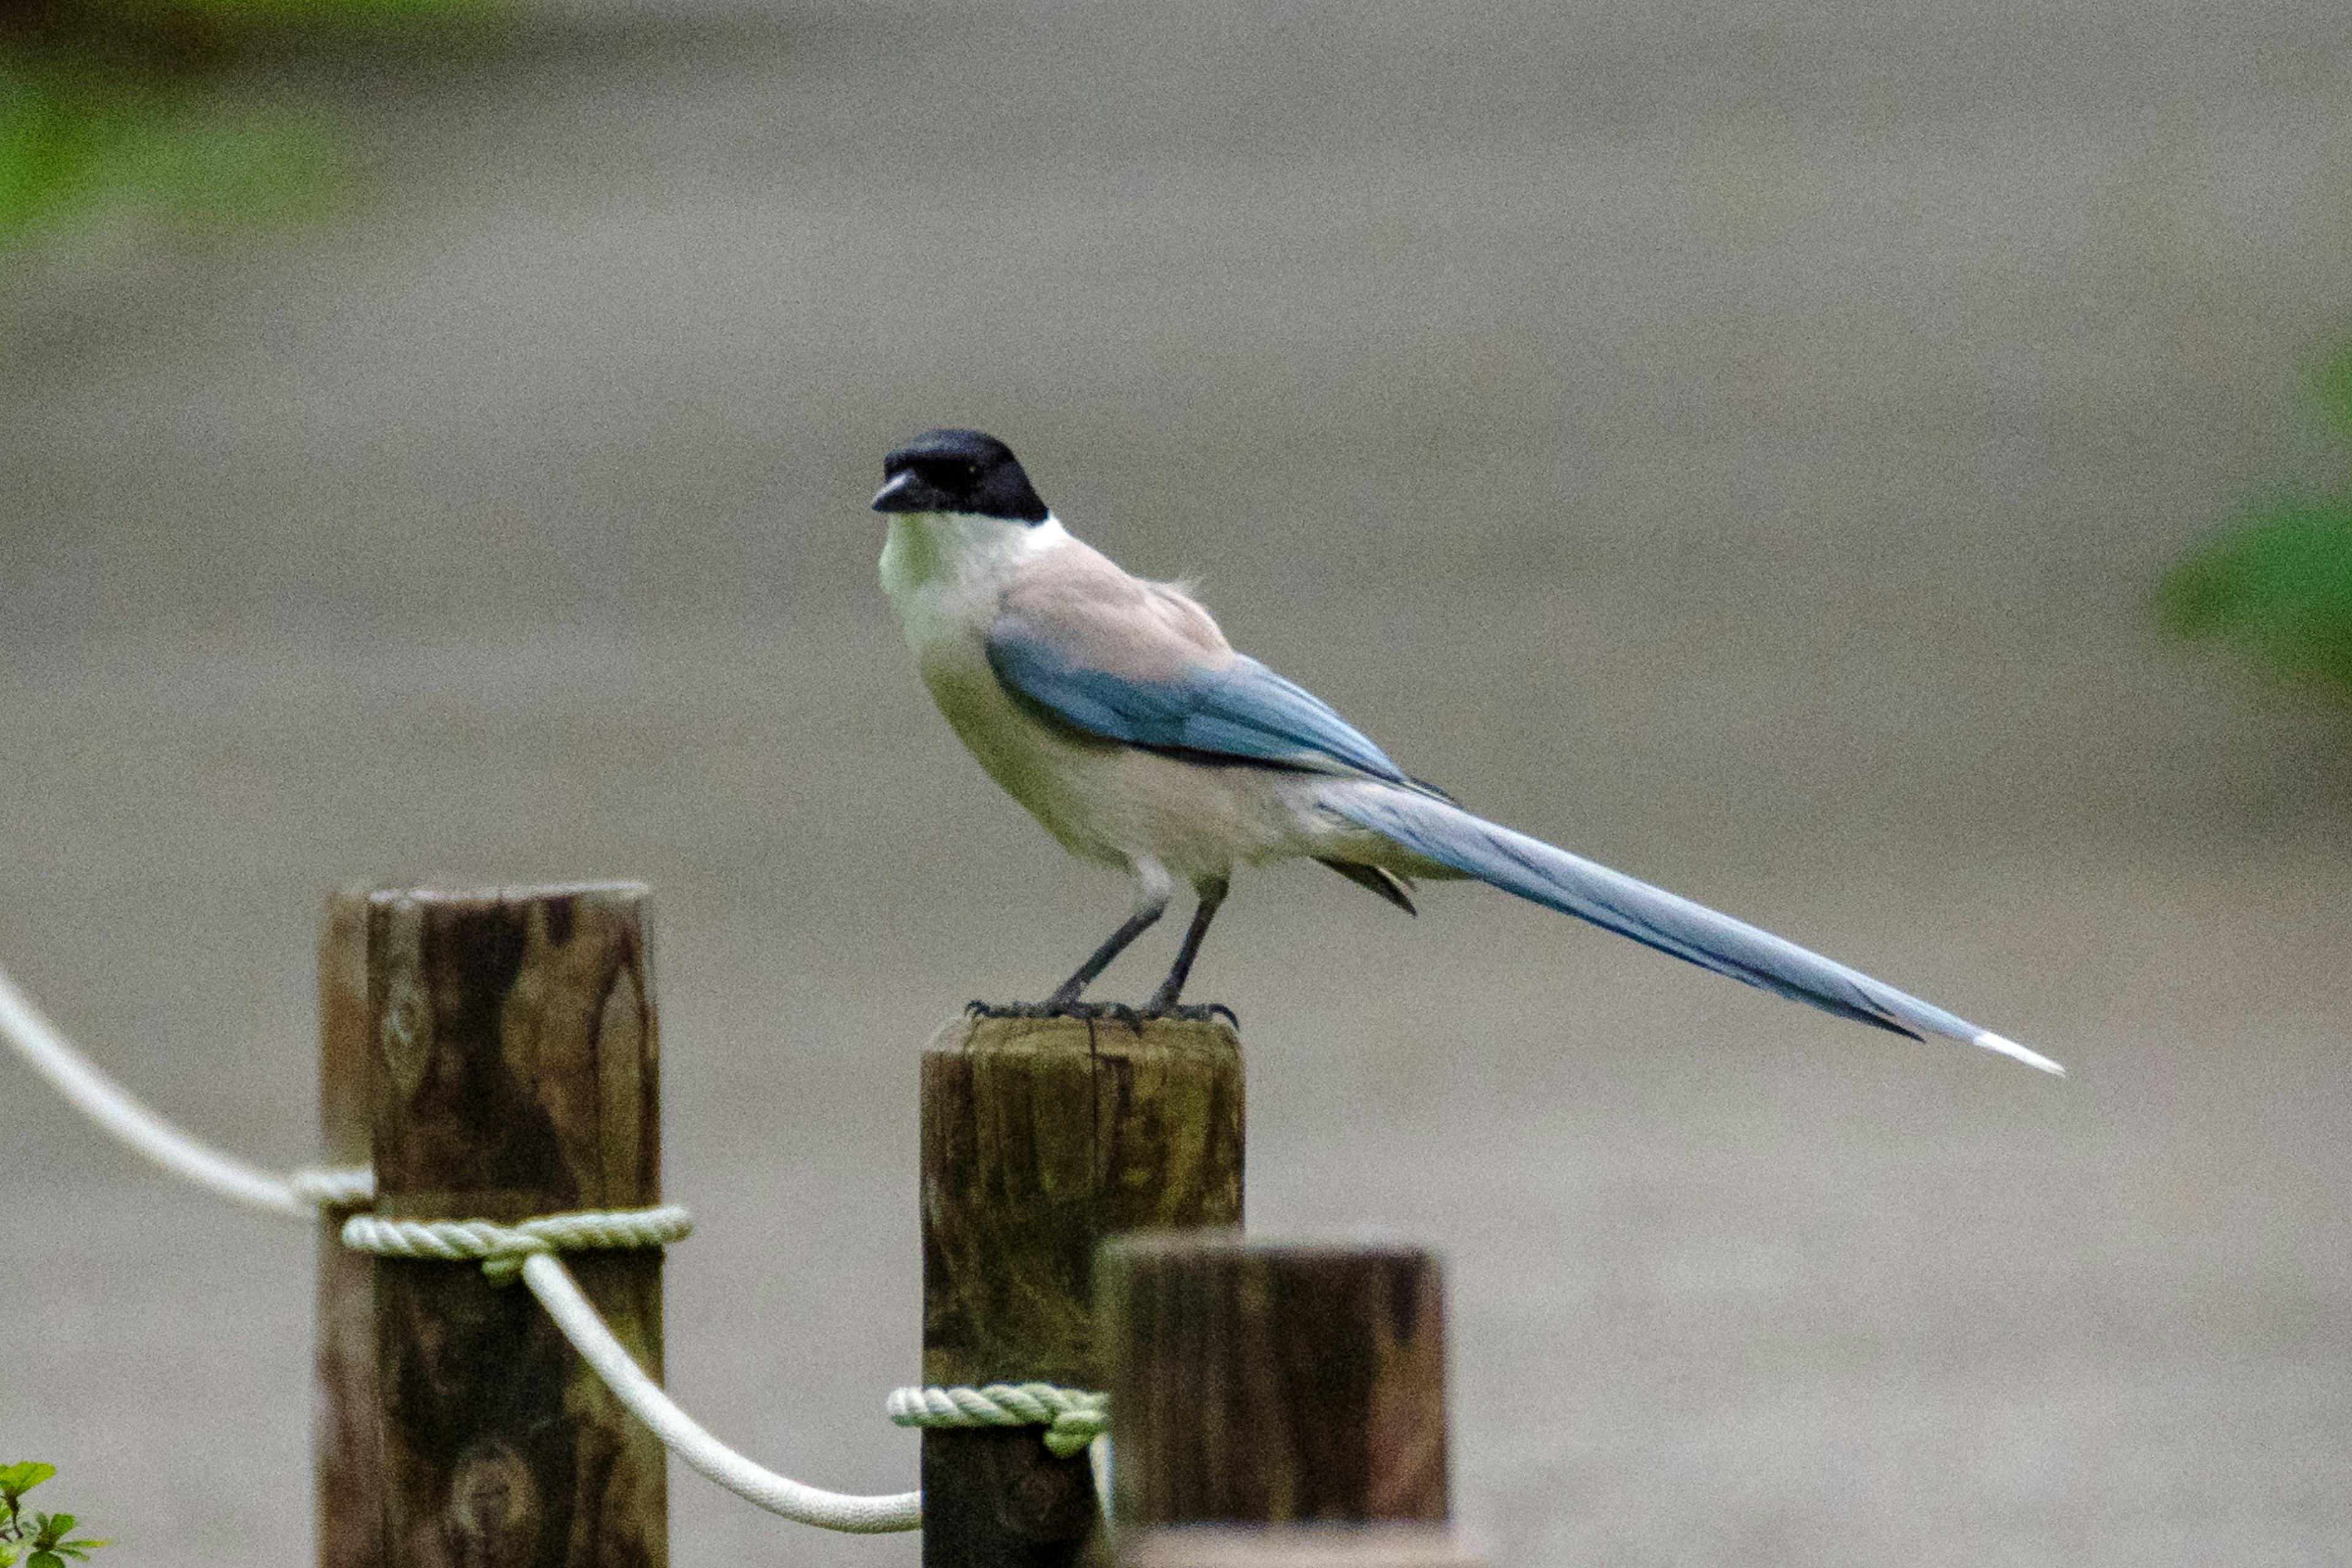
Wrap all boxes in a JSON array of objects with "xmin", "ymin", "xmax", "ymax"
[
  {"xmin": 33, "ymin": 1518, "xmax": 69, "ymax": 1547},
  {"xmin": 28, "ymin": 1552, "xmax": 63, "ymax": 1568},
  {"xmin": 2316, "ymin": 334, "xmax": 2352, "ymax": 442},
  {"xmin": 2155, "ymin": 494, "xmax": 2352, "ymax": 695},
  {"xmin": 0, "ymin": 1468, "xmax": 53, "ymax": 1503}
]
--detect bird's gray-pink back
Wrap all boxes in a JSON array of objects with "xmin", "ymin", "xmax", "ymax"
[{"xmin": 997, "ymin": 539, "xmax": 1236, "ymax": 684}]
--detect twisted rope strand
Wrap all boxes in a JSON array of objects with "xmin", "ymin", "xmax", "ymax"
[
  {"xmin": 886, "ymin": 1383, "xmax": 1110, "ymax": 1458},
  {"xmin": 342, "ymin": 1205, "xmax": 695, "ymax": 1283}
]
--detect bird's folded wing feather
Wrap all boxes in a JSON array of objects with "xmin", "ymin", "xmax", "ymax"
[{"xmin": 984, "ymin": 548, "xmax": 1412, "ymax": 782}]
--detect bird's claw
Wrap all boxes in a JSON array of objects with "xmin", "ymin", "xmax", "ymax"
[
  {"xmin": 963, "ymin": 1000, "xmax": 1097, "ymax": 1020},
  {"xmin": 962, "ymin": 1000, "xmax": 1238, "ymax": 1027},
  {"xmin": 1134, "ymin": 1001, "xmax": 1238, "ymax": 1025}
]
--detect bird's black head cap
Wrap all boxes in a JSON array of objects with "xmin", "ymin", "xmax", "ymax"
[{"xmin": 873, "ymin": 429, "xmax": 1049, "ymax": 523}]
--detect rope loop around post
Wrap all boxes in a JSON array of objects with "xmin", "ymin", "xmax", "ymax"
[
  {"xmin": 886, "ymin": 1382, "xmax": 1111, "ymax": 1458},
  {"xmin": 342, "ymin": 1204, "xmax": 694, "ymax": 1284}
]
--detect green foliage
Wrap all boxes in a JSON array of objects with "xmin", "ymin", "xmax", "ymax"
[
  {"xmin": 0, "ymin": 68, "xmax": 340, "ymax": 244},
  {"xmin": 0, "ymin": 0, "xmax": 505, "ymax": 251},
  {"xmin": 116, "ymin": 99, "xmax": 342, "ymax": 228},
  {"xmin": 2157, "ymin": 334, "xmax": 2352, "ymax": 699},
  {"xmin": 151, "ymin": 0, "xmax": 491, "ymax": 26},
  {"xmin": 0, "ymin": 1466, "xmax": 107, "ymax": 1567},
  {"xmin": 2319, "ymin": 336, "xmax": 2352, "ymax": 438}
]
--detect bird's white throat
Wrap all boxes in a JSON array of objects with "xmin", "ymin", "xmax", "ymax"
[{"xmin": 880, "ymin": 510, "xmax": 1068, "ymax": 616}]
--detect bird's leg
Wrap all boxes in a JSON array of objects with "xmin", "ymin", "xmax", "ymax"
[
  {"xmin": 1043, "ymin": 864, "xmax": 1172, "ymax": 1010},
  {"xmin": 1041, "ymin": 911, "xmax": 1163, "ymax": 1009},
  {"xmin": 1146, "ymin": 877, "xmax": 1229, "ymax": 1013}
]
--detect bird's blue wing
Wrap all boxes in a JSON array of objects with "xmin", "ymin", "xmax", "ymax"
[{"xmin": 986, "ymin": 612, "xmax": 1412, "ymax": 782}]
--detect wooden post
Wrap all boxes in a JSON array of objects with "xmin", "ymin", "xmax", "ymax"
[
  {"xmin": 316, "ymin": 889, "xmax": 381, "ymax": 1568},
  {"xmin": 1099, "ymin": 1237, "xmax": 1475, "ymax": 1568},
  {"xmin": 922, "ymin": 1012, "xmax": 1245, "ymax": 1568},
  {"xmin": 368, "ymin": 884, "xmax": 668, "ymax": 1568}
]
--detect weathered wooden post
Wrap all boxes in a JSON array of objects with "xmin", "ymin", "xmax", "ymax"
[
  {"xmin": 316, "ymin": 889, "xmax": 381, "ymax": 1568},
  {"xmin": 1099, "ymin": 1237, "xmax": 1477, "ymax": 1568},
  {"xmin": 368, "ymin": 884, "xmax": 669, "ymax": 1568},
  {"xmin": 922, "ymin": 1011, "xmax": 1245, "ymax": 1568}
]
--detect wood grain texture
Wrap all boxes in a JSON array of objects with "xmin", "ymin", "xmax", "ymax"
[
  {"xmin": 369, "ymin": 884, "xmax": 667, "ymax": 1568},
  {"xmin": 1100, "ymin": 1238, "xmax": 1448, "ymax": 1529},
  {"xmin": 921, "ymin": 1012, "xmax": 1245, "ymax": 1568},
  {"xmin": 317, "ymin": 888, "xmax": 382, "ymax": 1568}
]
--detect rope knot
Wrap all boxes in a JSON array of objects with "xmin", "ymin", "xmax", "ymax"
[{"xmin": 478, "ymin": 1227, "xmax": 557, "ymax": 1286}]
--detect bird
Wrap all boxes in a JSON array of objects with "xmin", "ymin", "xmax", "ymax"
[{"xmin": 871, "ymin": 427, "xmax": 2063, "ymax": 1076}]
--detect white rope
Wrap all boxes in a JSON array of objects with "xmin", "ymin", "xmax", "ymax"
[
  {"xmin": 526, "ymin": 1254, "xmax": 925, "ymax": 1532},
  {"xmin": 0, "ymin": 963, "xmax": 333, "ymax": 1218},
  {"xmin": 344, "ymin": 1208, "xmax": 926, "ymax": 1532},
  {"xmin": 887, "ymin": 1383, "xmax": 1115, "ymax": 1522},
  {"xmin": 1, "ymin": 956, "xmax": 1083, "ymax": 1537},
  {"xmin": 341, "ymin": 1205, "xmax": 695, "ymax": 1282},
  {"xmin": 886, "ymin": 1383, "xmax": 1109, "ymax": 1458},
  {"xmin": 288, "ymin": 1164, "xmax": 377, "ymax": 1210}
]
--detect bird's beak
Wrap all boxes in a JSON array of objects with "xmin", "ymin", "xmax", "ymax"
[{"xmin": 872, "ymin": 470, "xmax": 924, "ymax": 513}]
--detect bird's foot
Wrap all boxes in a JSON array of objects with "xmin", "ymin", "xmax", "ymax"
[
  {"xmin": 965, "ymin": 999, "xmax": 1140, "ymax": 1022},
  {"xmin": 1142, "ymin": 981, "xmax": 1238, "ymax": 1025},
  {"xmin": 1150, "ymin": 1001, "xmax": 1239, "ymax": 1025},
  {"xmin": 965, "ymin": 998, "xmax": 1109, "ymax": 1020},
  {"xmin": 964, "ymin": 999, "xmax": 1238, "ymax": 1026}
]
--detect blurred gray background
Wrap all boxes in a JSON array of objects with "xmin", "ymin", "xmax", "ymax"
[{"xmin": 4, "ymin": 0, "xmax": 2351, "ymax": 1562}]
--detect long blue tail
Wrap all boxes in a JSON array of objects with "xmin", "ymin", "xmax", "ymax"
[{"xmin": 1325, "ymin": 784, "xmax": 2062, "ymax": 1075}]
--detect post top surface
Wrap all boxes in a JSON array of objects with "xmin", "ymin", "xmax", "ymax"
[
  {"xmin": 927, "ymin": 1010, "xmax": 1241, "ymax": 1058},
  {"xmin": 366, "ymin": 881, "xmax": 651, "ymax": 909}
]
